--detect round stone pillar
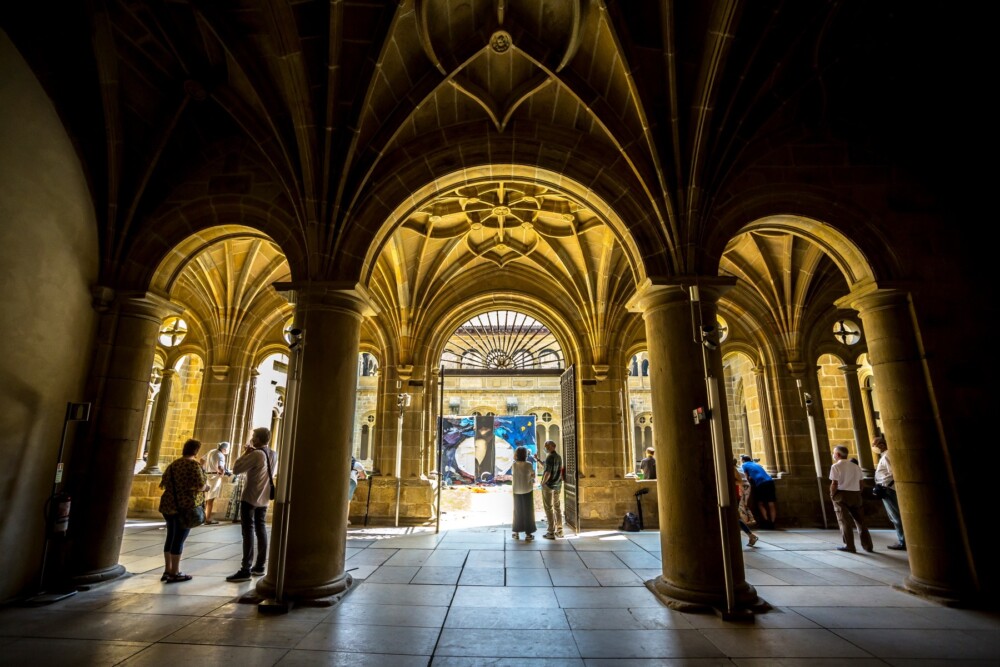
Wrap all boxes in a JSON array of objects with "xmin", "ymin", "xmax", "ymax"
[
  {"xmin": 255, "ymin": 283, "xmax": 374, "ymax": 602},
  {"xmin": 843, "ymin": 288, "xmax": 976, "ymax": 602},
  {"xmin": 71, "ymin": 291, "xmax": 180, "ymax": 584},
  {"xmin": 632, "ymin": 279, "xmax": 757, "ymax": 611},
  {"xmin": 138, "ymin": 368, "xmax": 175, "ymax": 474},
  {"xmin": 839, "ymin": 363, "xmax": 875, "ymax": 475}
]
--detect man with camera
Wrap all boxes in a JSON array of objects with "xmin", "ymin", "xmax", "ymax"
[{"xmin": 227, "ymin": 427, "xmax": 276, "ymax": 582}]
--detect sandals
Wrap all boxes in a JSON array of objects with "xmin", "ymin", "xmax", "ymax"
[
  {"xmin": 204, "ymin": 519, "xmax": 220, "ymax": 525},
  {"xmin": 165, "ymin": 572, "xmax": 193, "ymax": 583}
]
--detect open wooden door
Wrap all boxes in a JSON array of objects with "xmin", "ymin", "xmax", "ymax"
[{"xmin": 560, "ymin": 364, "xmax": 579, "ymax": 533}]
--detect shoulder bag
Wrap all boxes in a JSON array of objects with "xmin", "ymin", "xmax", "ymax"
[{"xmin": 264, "ymin": 449, "xmax": 276, "ymax": 500}]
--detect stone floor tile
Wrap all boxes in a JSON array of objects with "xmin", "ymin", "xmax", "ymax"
[
  {"xmin": 278, "ymin": 651, "xmax": 431, "ymax": 666},
  {"xmin": 384, "ymin": 549, "xmax": 435, "ymax": 566},
  {"xmin": 590, "ymin": 568, "xmax": 644, "ymax": 586},
  {"xmin": 458, "ymin": 567, "xmax": 506, "ymax": 586},
  {"xmin": 412, "ymin": 566, "xmax": 462, "ymax": 585},
  {"xmin": 548, "ymin": 569, "xmax": 601, "ymax": 587},
  {"xmin": 296, "ymin": 622, "xmax": 441, "ymax": 655},
  {"xmin": 573, "ymin": 628, "xmax": 724, "ymax": 659},
  {"xmin": 832, "ymin": 628, "xmax": 1000, "ymax": 660},
  {"xmin": 554, "ymin": 587, "xmax": 662, "ymax": 609},
  {"xmin": 444, "ymin": 606, "xmax": 569, "ymax": 630},
  {"xmin": 119, "ymin": 642, "xmax": 288, "ymax": 666},
  {"xmin": 432, "ymin": 658, "xmax": 582, "ymax": 667},
  {"xmin": 578, "ymin": 552, "xmax": 628, "ymax": 569},
  {"xmin": 700, "ymin": 628, "xmax": 873, "ymax": 658},
  {"xmin": 0, "ymin": 638, "xmax": 148, "ymax": 666},
  {"xmin": 752, "ymin": 585, "xmax": 935, "ymax": 608},
  {"xmin": 506, "ymin": 568, "xmax": 553, "ymax": 586},
  {"xmin": 506, "ymin": 551, "xmax": 546, "ymax": 568},
  {"xmin": 325, "ymin": 602, "xmax": 448, "ymax": 627},
  {"xmin": 435, "ymin": 628, "xmax": 580, "ymax": 657},
  {"xmin": 464, "ymin": 550, "xmax": 506, "ymax": 568},
  {"xmin": 348, "ymin": 583, "xmax": 456, "ymax": 607},
  {"xmin": 452, "ymin": 586, "xmax": 560, "ymax": 608},
  {"xmin": 366, "ymin": 566, "xmax": 420, "ymax": 584}
]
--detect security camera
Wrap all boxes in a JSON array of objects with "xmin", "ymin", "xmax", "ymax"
[
  {"xmin": 289, "ymin": 328, "xmax": 303, "ymax": 337},
  {"xmin": 702, "ymin": 339, "xmax": 718, "ymax": 351},
  {"xmin": 701, "ymin": 325, "xmax": 715, "ymax": 334},
  {"xmin": 804, "ymin": 392, "xmax": 813, "ymax": 405}
]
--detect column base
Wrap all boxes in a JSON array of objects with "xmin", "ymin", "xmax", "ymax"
[
  {"xmin": 645, "ymin": 575, "xmax": 766, "ymax": 615},
  {"xmin": 71, "ymin": 563, "xmax": 127, "ymax": 587},
  {"xmin": 250, "ymin": 571, "xmax": 355, "ymax": 606},
  {"xmin": 901, "ymin": 575, "xmax": 979, "ymax": 608}
]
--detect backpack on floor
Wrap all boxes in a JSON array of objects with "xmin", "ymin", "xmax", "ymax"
[{"xmin": 620, "ymin": 511, "xmax": 641, "ymax": 532}]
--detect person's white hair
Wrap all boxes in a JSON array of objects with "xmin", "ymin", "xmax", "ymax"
[{"xmin": 218, "ymin": 441, "xmax": 231, "ymax": 451}]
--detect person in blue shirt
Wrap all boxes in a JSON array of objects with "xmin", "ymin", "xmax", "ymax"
[{"xmin": 740, "ymin": 454, "xmax": 777, "ymax": 528}]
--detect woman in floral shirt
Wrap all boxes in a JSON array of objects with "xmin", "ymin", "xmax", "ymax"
[{"xmin": 158, "ymin": 438, "xmax": 208, "ymax": 582}]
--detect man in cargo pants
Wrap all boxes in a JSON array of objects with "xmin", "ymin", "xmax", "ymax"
[{"xmin": 541, "ymin": 440, "xmax": 564, "ymax": 539}]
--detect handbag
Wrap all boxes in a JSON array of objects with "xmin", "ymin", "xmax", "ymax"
[
  {"xmin": 872, "ymin": 483, "xmax": 888, "ymax": 499},
  {"xmin": 264, "ymin": 448, "xmax": 276, "ymax": 500},
  {"xmin": 168, "ymin": 464, "xmax": 205, "ymax": 529}
]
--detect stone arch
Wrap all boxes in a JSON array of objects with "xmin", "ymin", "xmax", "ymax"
[
  {"xmin": 708, "ymin": 188, "xmax": 901, "ymax": 287},
  {"xmin": 123, "ymin": 210, "xmax": 304, "ymax": 294},
  {"xmin": 419, "ymin": 293, "xmax": 583, "ymax": 375},
  {"xmin": 354, "ymin": 165, "xmax": 652, "ymax": 290}
]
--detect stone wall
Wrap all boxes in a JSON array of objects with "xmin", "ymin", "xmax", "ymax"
[{"xmin": 578, "ymin": 478, "xmax": 659, "ymax": 529}]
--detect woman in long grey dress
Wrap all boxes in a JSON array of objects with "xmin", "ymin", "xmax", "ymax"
[{"xmin": 511, "ymin": 446, "xmax": 537, "ymax": 540}]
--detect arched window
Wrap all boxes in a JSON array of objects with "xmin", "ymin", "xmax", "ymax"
[{"xmin": 441, "ymin": 310, "xmax": 563, "ymax": 370}]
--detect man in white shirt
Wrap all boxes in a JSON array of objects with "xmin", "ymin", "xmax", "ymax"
[
  {"xmin": 829, "ymin": 445, "xmax": 873, "ymax": 553},
  {"xmin": 873, "ymin": 435, "xmax": 905, "ymax": 550},
  {"xmin": 203, "ymin": 441, "xmax": 230, "ymax": 524}
]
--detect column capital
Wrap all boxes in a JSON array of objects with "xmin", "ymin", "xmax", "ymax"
[
  {"xmin": 838, "ymin": 363, "xmax": 862, "ymax": 374},
  {"xmin": 275, "ymin": 281, "xmax": 378, "ymax": 318},
  {"xmin": 785, "ymin": 361, "xmax": 816, "ymax": 378},
  {"xmin": 835, "ymin": 286, "xmax": 909, "ymax": 315},
  {"xmin": 627, "ymin": 276, "xmax": 736, "ymax": 314},
  {"xmin": 118, "ymin": 290, "xmax": 183, "ymax": 323}
]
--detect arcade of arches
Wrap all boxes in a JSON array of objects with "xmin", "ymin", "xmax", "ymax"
[{"xmin": 0, "ymin": 1, "xmax": 991, "ymax": 613}]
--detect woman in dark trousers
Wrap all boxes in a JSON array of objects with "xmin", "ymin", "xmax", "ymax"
[{"xmin": 158, "ymin": 438, "xmax": 208, "ymax": 583}]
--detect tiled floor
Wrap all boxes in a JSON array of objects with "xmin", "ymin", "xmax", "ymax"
[{"xmin": 1, "ymin": 517, "xmax": 998, "ymax": 665}]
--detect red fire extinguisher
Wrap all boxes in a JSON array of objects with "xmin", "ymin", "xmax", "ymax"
[{"xmin": 49, "ymin": 493, "xmax": 71, "ymax": 536}]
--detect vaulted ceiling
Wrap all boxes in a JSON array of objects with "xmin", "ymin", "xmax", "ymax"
[{"xmin": 1, "ymin": 0, "xmax": 951, "ymax": 364}]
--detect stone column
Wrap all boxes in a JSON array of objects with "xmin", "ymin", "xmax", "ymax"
[
  {"xmin": 239, "ymin": 368, "xmax": 260, "ymax": 442},
  {"xmin": 840, "ymin": 363, "xmax": 875, "ymax": 475},
  {"xmin": 752, "ymin": 366, "xmax": 778, "ymax": 474},
  {"xmin": 839, "ymin": 287, "xmax": 975, "ymax": 602},
  {"xmin": 255, "ymin": 283, "xmax": 374, "ymax": 602},
  {"xmin": 861, "ymin": 382, "xmax": 879, "ymax": 439},
  {"xmin": 70, "ymin": 291, "xmax": 180, "ymax": 584},
  {"xmin": 194, "ymin": 365, "xmax": 241, "ymax": 448},
  {"xmin": 135, "ymin": 369, "xmax": 161, "ymax": 462},
  {"xmin": 782, "ymin": 363, "xmax": 823, "ymax": 478},
  {"xmin": 138, "ymin": 368, "xmax": 175, "ymax": 474},
  {"xmin": 631, "ymin": 279, "xmax": 757, "ymax": 611}
]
